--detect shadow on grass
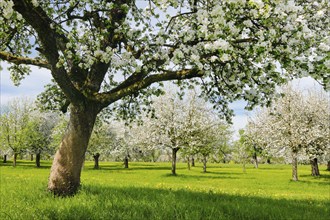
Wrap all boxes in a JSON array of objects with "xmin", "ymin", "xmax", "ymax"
[
  {"xmin": 0, "ymin": 160, "xmax": 51, "ymax": 169},
  {"xmin": 33, "ymin": 185, "xmax": 329, "ymax": 220},
  {"xmin": 162, "ymin": 173, "xmax": 243, "ymax": 180}
]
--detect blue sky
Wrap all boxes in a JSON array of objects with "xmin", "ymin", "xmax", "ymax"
[{"xmin": 0, "ymin": 61, "xmax": 322, "ymax": 139}]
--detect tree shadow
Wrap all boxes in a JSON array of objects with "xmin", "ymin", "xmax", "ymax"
[
  {"xmin": 35, "ymin": 185, "xmax": 329, "ymax": 220},
  {"xmin": 0, "ymin": 160, "xmax": 51, "ymax": 169}
]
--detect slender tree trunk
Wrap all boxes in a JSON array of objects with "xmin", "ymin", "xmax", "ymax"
[
  {"xmin": 13, "ymin": 153, "xmax": 18, "ymax": 167},
  {"xmin": 93, "ymin": 153, "xmax": 100, "ymax": 169},
  {"xmin": 171, "ymin": 148, "xmax": 179, "ymax": 175},
  {"xmin": 36, "ymin": 152, "xmax": 41, "ymax": 168},
  {"xmin": 31, "ymin": 154, "xmax": 34, "ymax": 161},
  {"xmin": 3, "ymin": 154, "xmax": 7, "ymax": 163},
  {"xmin": 48, "ymin": 104, "xmax": 98, "ymax": 196},
  {"xmin": 310, "ymin": 158, "xmax": 320, "ymax": 176},
  {"xmin": 187, "ymin": 156, "xmax": 190, "ymax": 170},
  {"xmin": 292, "ymin": 151, "xmax": 298, "ymax": 181},
  {"xmin": 191, "ymin": 157, "xmax": 195, "ymax": 167},
  {"xmin": 202, "ymin": 155, "xmax": 207, "ymax": 173},
  {"xmin": 327, "ymin": 161, "xmax": 330, "ymax": 171},
  {"xmin": 253, "ymin": 152, "xmax": 258, "ymax": 169},
  {"xmin": 124, "ymin": 156, "xmax": 129, "ymax": 169}
]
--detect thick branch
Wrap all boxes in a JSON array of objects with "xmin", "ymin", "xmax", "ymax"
[
  {"xmin": 0, "ymin": 51, "xmax": 51, "ymax": 69},
  {"xmin": 96, "ymin": 68, "xmax": 204, "ymax": 106}
]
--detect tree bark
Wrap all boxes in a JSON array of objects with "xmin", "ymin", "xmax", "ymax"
[
  {"xmin": 3, "ymin": 154, "xmax": 7, "ymax": 163},
  {"xmin": 13, "ymin": 153, "xmax": 18, "ymax": 167},
  {"xmin": 202, "ymin": 155, "xmax": 207, "ymax": 173},
  {"xmin": 31, "ymin": 154, "xmax": 34, "ymax": 161},
  {"xmin": 191, "ymin": 157, "xmax": 195, "ymax": 167},
  {"xmin": 171, "ymin": 148, "xmax": 179, "ymax": 175},
  {"xmin": 292, "ymin": 151, "xmax": 298, "ymax": 181},
  {"xmin": 48, "ymin": 104, "xmax": 98, "ymax": 196},
  {"xmin": 124, "ymin": 156, "xmax": 129, "ymax": 168},
  {"xmin": 93, "ymin": 153, "xmax": 100, "ymax": 169},
  {"xmin": 253, "ymin": 152, "xmax": 258, "ymax": 169},
  {"xmin": 310, "ymin": 158, "xmax": 320, "ymax": 176},
  {"xmin": 36, "ymin": 152, "xmax": 41, "ymax": 168},
  {"xmin": 267, "ymin": 158, "xmax": 271, "ymax": 164},
  {"xmin": 327, "ymin": 161, "xmax": 330, "ymax": 171},
  {"xmin": 187, "ymin": 156, "xmax": 190, "ymax": 170}
]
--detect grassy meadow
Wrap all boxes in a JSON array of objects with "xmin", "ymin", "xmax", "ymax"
[{"xmin": 0, "ymin": 160, "xmax": 329, "ymax": 220}]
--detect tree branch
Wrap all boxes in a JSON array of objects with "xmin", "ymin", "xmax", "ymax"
[
  {"xmin": 0, "ymin": 51, "xmax": 51, "ymax": 69},
  {"xmin": 96, "ymin": 68, "xmax": 204, "ymax": 106}
]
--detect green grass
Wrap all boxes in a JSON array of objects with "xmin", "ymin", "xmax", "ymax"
[{"xmin": 0, "ymin": 160, "xmax": 329, "ymax": 219}]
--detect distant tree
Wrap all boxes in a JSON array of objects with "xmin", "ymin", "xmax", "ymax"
[
  {"xmin": 1, "ymin": 0, "xmax": 328, "ymax": 196},
  {"xmin": 232, "ymin": 129, "xmax": 251, "ymax": 173},
  {"xmin": 88, "ymin": 117, "xmax": 116, "ymax": 169},
  {"xmin": 247, "ymin": 86, "xmax": 330, "ymax": 180},
  {"xmin": 0, "ymin": 98, "xmax": 34, "ymax": 166}
]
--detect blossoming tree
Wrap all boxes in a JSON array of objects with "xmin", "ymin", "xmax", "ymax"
[
  {"xmin": 0, "ymin": 0, "xmax": 329, "ymax": 195},
  {"xmin": 246, "ymin": 86, "xmax": 330, "ymax": 180}
]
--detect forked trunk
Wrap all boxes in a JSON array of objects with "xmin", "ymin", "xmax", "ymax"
[
  {"xmin": 202, "ymin": 155, "xmax": 207, "ymax": 173},
  {"xmin": 36, "ymin": 152, "xmax": 41, "ymax": 168},
  {"xmin": 171, "ymin": 148, "xmax": 179, "ymax": 175},
  {"xmin": 13, "ymin": 153, "xmax": 18, "ymax": 167},
  {"xmin": 93, "ymin": 153, "xmax": 100, "ymax": 169},
  {"xmin": 48, "ymin": 104, "xmax": 98, "ymax": 196},
  {"xmin": 292, "ymin": 151, "xmax": 298, "ymax": 181},
  {"xmin": 310, "ymin": 158, "xmax": 320, "ymax": 176},
  {"xmin": 3, "ymin": 154, "xmax": 7, "ymax": 163},
  {"xmin": 124, "ymin": 156, "xmax": 129, "ymax": 169}
]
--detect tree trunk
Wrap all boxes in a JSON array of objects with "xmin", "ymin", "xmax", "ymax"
[
  {"xmin": 327, "ymin": 161, "xmax": 330, "ymax": 171},
  {"xmin": 3, "ymin": 154, "xmax": 7, "ymax": 163},
  {"xmin": 48, "ymin": 104, "xmax": 98, "ymax": 196},
  {"xmin": 292, "ymin": 151, "xmax": 298, "ymax": 181},
  {"xmin": 187, "ymin": 156, "xmax": 190, "ymax": 170},
  {"xmin": 36, "ymin": 152, "xmax": 41, "ymax": 168},
  {"xmin": 13, "ymin": 153, "xmax": 18, "ymax": 167},
  {"xmin": 124, "ymin": 156, "xmax": 129, "ymax": 169},
  {"xmin": 191, "ymin": 157, "xmax": 195, "ymax": 167},
  {"xmin": 31, "ymin": 154, "xmax": 34, "ymax": 161},
  {"xmin": 20, "ymin": 153, "xmax": 23, "ymax": 160},
  {"xmin": 310, "ymin": 158, "xmax": 320, "ymax": 176},
  {"xmin": 171, "ymin": 148, "xmax": 179, "ymax": 175},
  {"xmin": 267, "ymin": 158, "xmax": 271, "ymax": 164},
  {"xmin": 253, "ymin": 152, "xmax": 258, "ymax": 169},
  {"xmin": 93, "ymin": 153, "xmax": 100, "ymax": 169},
  {"xmin": 202, "ymin": 155, "xmax": 207, "ymax": 173}
]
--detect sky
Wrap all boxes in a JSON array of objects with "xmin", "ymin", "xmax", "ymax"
[{"xmin": 0, "ymin": 61, "xmax": 324, "ymax": 139}]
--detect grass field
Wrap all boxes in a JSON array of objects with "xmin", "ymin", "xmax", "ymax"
[{"xmin": 0, "ymin": 160, "xmax": 329, "ymax": 220}]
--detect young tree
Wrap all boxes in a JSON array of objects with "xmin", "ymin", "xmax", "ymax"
[{"xmin": 1, "ymin": 0, "xmax": 328, "ymax": 195}]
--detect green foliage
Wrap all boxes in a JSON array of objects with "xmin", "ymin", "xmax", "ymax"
[{"xmin": 0, "ymin": 161, "xmax": 329, "ymax": 219}]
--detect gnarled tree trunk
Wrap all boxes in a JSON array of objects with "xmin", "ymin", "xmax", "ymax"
[
  {"xmin": 93, "ymin": 153, "xmax": 100, "ymax": 169},
  {"xmin": 310, "ymin": 158, "xmax": 320, "ymax": 176},
  {"xmin": 171, "ymin": 148, "xmax": 179, "ymax": 175},
  {"xmin": 48, "ymin": 104, "xmax": 98, "ymax": 196}
]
